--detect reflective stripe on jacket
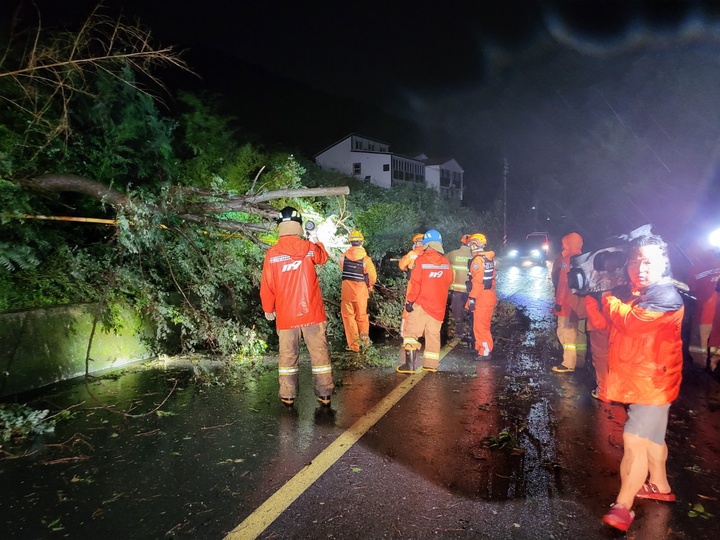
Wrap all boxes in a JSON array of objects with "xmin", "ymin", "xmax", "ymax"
[
  {"xmin": 602, "ymin": 281, "xmax": 684, "ymax": 405},
  {"xmin": 260, "ymin": 236, "xmax": 329, "ymax": 330},
  {"xmin": 468, "ymin": 251, "xmax": 496, "ymax": 295},
  {"xmin": 446, "ymin": 245, "xmax": 472, "ymax": 291}
]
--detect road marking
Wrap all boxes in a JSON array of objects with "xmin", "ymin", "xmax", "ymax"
[{"xmin": 224, "ymin": 337, "xmax": 460, "ymax": 539}]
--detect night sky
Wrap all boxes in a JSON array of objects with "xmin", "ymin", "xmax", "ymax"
[{"xmin": 4, "ymin": 0, "xmax": 720, "ymax": 243}]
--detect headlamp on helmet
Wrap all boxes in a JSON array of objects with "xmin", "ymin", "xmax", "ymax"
[{"xmin": 277, "ymin": 206, "xmax": 302, "ymax": 224}]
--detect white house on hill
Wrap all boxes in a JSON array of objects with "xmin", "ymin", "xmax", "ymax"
[
  {"xmin": 314, "ymin": 134, "xmax": 463, "ymax": 200},
  {"xmin": 413, "ymin": 154, "xmax": 464, "ymax": 201}
]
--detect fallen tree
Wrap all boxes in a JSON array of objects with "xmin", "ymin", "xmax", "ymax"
[{"xmin": 19, "ymin": 173, "xmax": 349, "ymax": 242}]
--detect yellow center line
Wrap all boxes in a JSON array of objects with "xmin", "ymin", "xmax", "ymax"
[{"xmin": 224, "ymin": 337, "xmax": 460, "ymax": 540}]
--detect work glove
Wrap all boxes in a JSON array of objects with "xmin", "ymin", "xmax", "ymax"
[
  {"xmin": 467, "ymin": 297, "xmax": 476, "ymax": 312},
  {"xmin": 264, "ymin": 312, "xmax": 276, "ymax": 321},
  {"xmin": 405, "ymin": 302, "xmax": 414, "ymax": 313}
]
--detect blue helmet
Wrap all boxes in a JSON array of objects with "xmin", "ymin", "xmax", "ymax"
[{"xmin": 422, "ymin": 229, "xmax": 442, "ymax": 245}]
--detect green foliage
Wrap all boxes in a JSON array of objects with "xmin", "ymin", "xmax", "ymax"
[
  {"xmin": 332, "ymin": 345, "xmax": 397, "ymax": 370},
  {"xmin": 0, "ymin": 403, "xmax": 55, "ymax": 443},
  {"xmin": 688, "ymin": 503, "xmax": 714, "ymax": 519},
  {"xmin": 0, "ymin": 16, "xmax": 506, "ymax": 367},
  {"xmin": 0, "ymin": 241, "xmax": 108, "ymax": 311},
  {"xmin": 369, "ymin": 277, "xmax": 407, "ymax": 335},
  {"xmin": 0, "ymin": 242, "xmax": 39, "ymax": 273},
  {"xmin": 62, "ymin": 68, "xmax": 178, "ymax": 187},
  {"xmin": 176, "ymin": 92, "xmax": 250, "ymax": 190},
  {"xmin": 317, "ymin": 259, "xmax": 344, "ymax": 342},
  {"xmin": 482, "ymin": 429, "xmax": 524, "ymax": 454}
]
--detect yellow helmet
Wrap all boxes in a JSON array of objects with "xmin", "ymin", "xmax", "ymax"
[
  {"xmin": 412, "ymin": 233, "xmax": 424, "ymax": 243},
  {"xmin": 468, "ymin": 233, "xmax": 487, "ymax": 250},
  {"xmin": 349, "ymin": 230, "xmax": 365, "ymax": 243}
]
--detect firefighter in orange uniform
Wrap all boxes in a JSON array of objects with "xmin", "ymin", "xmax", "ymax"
[
  {"xmin": 398, "ymin": 233, "xmax": 424, "ymax": 338},
  {"xmin": 340, "ymin": 230, "xmax": 377, "ymax": 352},
  {"xmin": 398, "ymin": 233, "xmax": 424, "ymax": 273},
  {"xmin": 684, "ymin": 240, "xmax": 720, "ymax": 367},
  {"xmin": 551, "ymin": 232, "xmax": 587, "ymax": 373},
  {"xmin": 398, "ymin": 229, "xmax": 454, "ymax": 373},
  {"xmin": 260, "ymin": 207, "xmax": 334, "ymax": 407},
  {"xmin": 465, "ymin": 233, "xmax": 498, "ymax": 359}
]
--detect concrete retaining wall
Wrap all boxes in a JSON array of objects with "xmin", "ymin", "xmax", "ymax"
[{"xmin": 0, "ymin": 303, "xmax": 155, "ymax": 397}]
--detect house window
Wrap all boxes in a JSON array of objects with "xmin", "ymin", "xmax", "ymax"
[
  {"xmin": 353, "ymin": 162, "xmax": 361, "ymax": 175},
  {"xmin": 383, "ymin": 164, "xmax": 389, "ymax": 172}
]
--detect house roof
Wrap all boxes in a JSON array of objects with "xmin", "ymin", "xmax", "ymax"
[
  {"xmin": 313, "ymin": 132, "xmax": 390, "ymax": 158},
  {"xmin": 423, "ymin": 157, "xmax": 453, "ymax": 166}
]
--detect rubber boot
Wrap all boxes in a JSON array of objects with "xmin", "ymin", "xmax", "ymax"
[
  {"xmin": 396, "ymin": 348, "xmax": 417, "ymax": 374},
  {"xmin": 408, "ymin": 348, "xmax": 422, "ymax": 370}
]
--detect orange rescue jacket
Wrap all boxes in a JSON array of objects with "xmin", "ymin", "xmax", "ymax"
[
  {"xmin": 467, "ymin": 250, "xmax": 497, "ymax": 296},
  {"xmin": 340, "ymin": 246, "xmax": 377, "ymax": 301},
  {"xmin": 406, "ymin": 248, "xmax": 454, "ymax": 321},
  {"xmin": 553, "ymin": 232, "xmax": 585, "ymax": 318},
  {"xmin": 399, "ymin": 246, "xmax": 424, "ymax": 272},
  {"xmin": 601, "ymin": 281, "xmax": 684, "ymax": 405},
  {"xmin": 260, "ymin": 235, "xmax": 329, "ymax": 330}
]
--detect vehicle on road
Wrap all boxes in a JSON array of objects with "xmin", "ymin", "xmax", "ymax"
[{"xmin": 505, "ymin": 232, "xmax": 549, "ymax": 266}]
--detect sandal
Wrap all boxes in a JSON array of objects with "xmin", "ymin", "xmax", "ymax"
[
  {"xmin": 603, "ymin": 503, "xmax": 635, "ymax": 531},
  {"xmin": 636, "ymin": 482, "xmax": 676, "ymax": 502}
]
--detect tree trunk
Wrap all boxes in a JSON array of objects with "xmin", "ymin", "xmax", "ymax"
[{"xmin": 19, "ymin": 174, "xmax": 350, "ymax": 236}]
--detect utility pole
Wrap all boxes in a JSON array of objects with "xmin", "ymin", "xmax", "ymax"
[{"xmin": 503, "ymin": 158, "xmax": 508, "ymax": 247}]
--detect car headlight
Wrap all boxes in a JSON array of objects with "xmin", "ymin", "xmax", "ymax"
[
  {"xmin": 710, "ymin": 227, "xmax": 720, "ymax": 249},
  {"xmin": 508, "ymin": 249, "xmax": 518, "ymax": 257},
  {"xmin": 530, "ymin": 249, "xmax": 540, "ymax": 257}
]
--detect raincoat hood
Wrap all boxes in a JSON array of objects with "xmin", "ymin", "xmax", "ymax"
[
  {"xmin": 424, "ymin": 241, "xmax": 444, "ymax": 254},
  {"xmin": 278, "ymin": 221, "xmax": 304, "ymax": 237},
  {"xmin": 561, "ymin": 233, "xmax": 583, "ymax": 257},
  {"xmin": 276, "ymin": 235, "xmax": 315, "ymax": 259},
  {"xmin": 343, "ymin": 245, "xmax": 368, "ymax": 261}
]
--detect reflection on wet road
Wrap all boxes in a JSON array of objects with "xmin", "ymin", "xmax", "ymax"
[{"xmin": 2, "ymin": 260, "xmax": 719, "ymax": 539}]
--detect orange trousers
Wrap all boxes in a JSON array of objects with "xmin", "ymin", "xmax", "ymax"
[
  {"xmin": 471, "ymin": 289, "xmax": 497, "ymax": 356},
  {"xmin": 341, "ymin": 296, "xmax": 369, "ymax": 351}
]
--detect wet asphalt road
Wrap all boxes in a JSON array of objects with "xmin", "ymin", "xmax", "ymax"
[{"xmin": 2, "ymin": 261, "xmax": 720, "ymax": 539}]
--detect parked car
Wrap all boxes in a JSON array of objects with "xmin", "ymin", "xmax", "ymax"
[{"xmin": 506, "ymin": 232, "xmax": 550, "ymax": 266}]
